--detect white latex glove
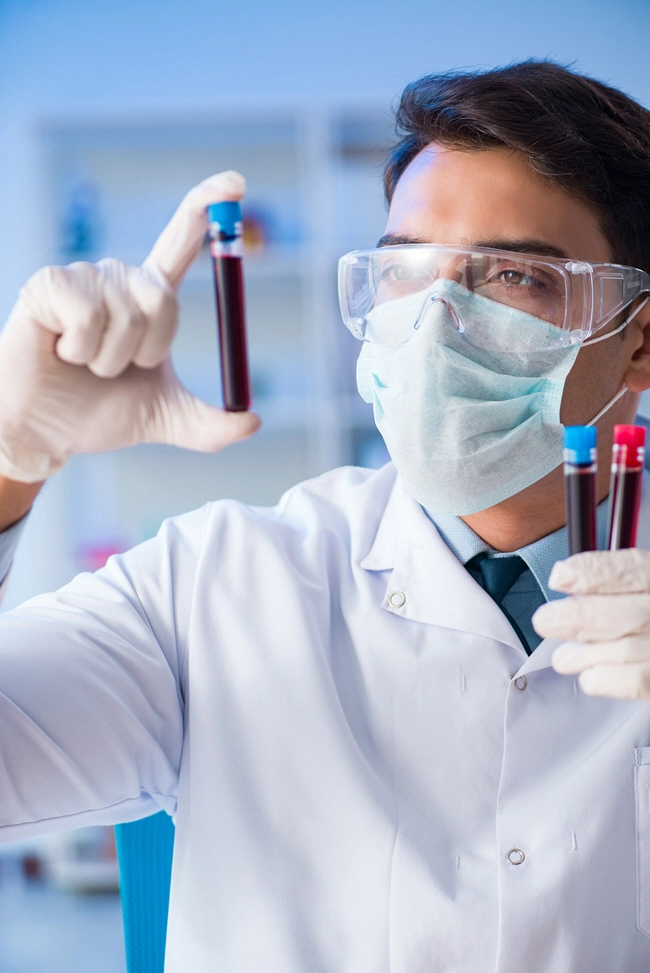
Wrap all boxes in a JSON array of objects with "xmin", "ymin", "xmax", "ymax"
[
  {"xmin": 532, "ymin": 549, "xmax": 650, "ymax": 700},
  {"xmin": 0, "ymin": 170, "xmax": 260, "ymax": 483}
]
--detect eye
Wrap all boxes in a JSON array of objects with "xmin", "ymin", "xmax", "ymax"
[
  {"xmin": 379, "ymin": 263, "xmax": 420, "ymax": 282},
  {"xmin": 494, "ymin": 268, "xmax": 546, "ymax": 289}
]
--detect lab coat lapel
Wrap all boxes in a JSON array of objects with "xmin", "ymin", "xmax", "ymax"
[
  {"xmin": 361, "ymin": 476, "xmax": 527, "ymax": 652},
  {"xmin": 514, "ymin": 637, "xmax": 563, "ymax": 676}
]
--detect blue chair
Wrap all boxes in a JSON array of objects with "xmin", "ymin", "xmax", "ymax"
[{"xmin": 115, "ymin": 812, "xmax": 175, "ymax": 973}]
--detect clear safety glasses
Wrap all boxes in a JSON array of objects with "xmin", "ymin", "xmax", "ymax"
[{"xmin": 338, "ymin": 244, "xmax": 650, "ymax": 350}]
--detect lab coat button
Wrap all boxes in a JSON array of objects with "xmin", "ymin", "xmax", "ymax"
[
  {"xmin": 506, "ymin": 848, "xmax": 525, "ymax": 865},
  {"xmin": 513, "ymin": 675, "xmax": 527, "ymax": 692},
  {"xmin": 389, "ymin": 591, "xmax": 406, "ymax": 608}
]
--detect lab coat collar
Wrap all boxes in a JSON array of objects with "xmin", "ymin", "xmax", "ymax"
[
  {"xmin": 361, "ymin": 470, "xmax": 650, "ymax": 674},
  {"xmin": 360, "ymin": 475, "xmax": 528, "ymax": 654}
]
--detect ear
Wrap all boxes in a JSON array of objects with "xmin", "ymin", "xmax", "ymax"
[{"xmin": 624, "ymin": 298, "xmax": 650, "ymax": 393}]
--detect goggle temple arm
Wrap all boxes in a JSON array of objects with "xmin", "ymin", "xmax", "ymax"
[{"xmin": 590, "ymin": 267, "xmax": 650, "ymax": 333}]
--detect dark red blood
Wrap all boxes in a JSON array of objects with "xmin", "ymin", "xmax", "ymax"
[
  {"xmin": 212, "ymin": 255, "xmax": 251, "ymax": 412},
  {"xmin": 565, "ymin": 468, "xmax": 597, "ymax": 555},
  {"xmin": 608, "ymin": 467, "xmax": 643, "ymax": 549}
]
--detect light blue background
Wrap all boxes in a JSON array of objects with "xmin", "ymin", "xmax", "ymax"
[{"xmin": 1, "ymin": 0, "xmax": 650, "ymax": 307}]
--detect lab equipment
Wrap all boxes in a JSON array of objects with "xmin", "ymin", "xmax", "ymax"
[
  {"xmin": 0, "ymin": 172, "xmax": 258, "ymax": 483},
  {"xmin": 355, "ymin": 278, "xmax": 622, "ymax": 516},
  {"xmin": 207, "ymin": 201, "xmax": 251, "ymax": 412},
  {"xmin": 339, "ymin": 244, "xmax": 650, "ymax": 350},
  {"xmin": 607, "ymin": 424, "xmax": 646, "ymax": 550},
  {"xmin": 564, "ymin": 426, "xmax": 598, "ymax": 555}
]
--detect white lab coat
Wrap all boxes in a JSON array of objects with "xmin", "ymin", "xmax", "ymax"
[{"xmin": 1, "ymin": 461, "xmax": 650, "ymax": 972}]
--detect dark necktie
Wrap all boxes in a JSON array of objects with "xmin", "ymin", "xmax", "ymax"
[{"xmin": 465, "ymin": 553, "xmax": 539, "ymax": 654}]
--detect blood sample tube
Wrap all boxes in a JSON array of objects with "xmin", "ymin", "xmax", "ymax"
[
  {"xmin": 564, "ymin": 426, "xmax": 598, "ymax": 555},
  {"xmin": 607, "ymin": 424, "xmax": 646, "ymax": 549},
  {"xmin": 207, "ymin": 201, "xmax": 251, "ymax": 412}
]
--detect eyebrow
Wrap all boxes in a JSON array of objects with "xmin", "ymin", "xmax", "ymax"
[
  {"xmin": 472, "ymin": 239, "xmax": 570, "ymax": 260},
  {"xmin": 377, "ymin": 233, "xmax": 427, "ymax": 247},
  {"xmin": 376, "ymin": 233, "xmax": 570, "ymax": 260}
]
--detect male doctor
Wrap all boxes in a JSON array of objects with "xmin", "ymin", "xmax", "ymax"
[{"xmin": 2, "ymin": 60, "xmax": 650, "ymax": 971}]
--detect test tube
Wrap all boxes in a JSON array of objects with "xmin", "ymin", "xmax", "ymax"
[
  {"xmin": 207, "ymin": 201, "xmax": 251, "ymax": 412},
  {"xmin": 564, "ymin": 426, "xmax": 598, "ymax": 555},
  {"xmin": 607, "ymin": 424, "xmax": 646, "ymax": 549}
]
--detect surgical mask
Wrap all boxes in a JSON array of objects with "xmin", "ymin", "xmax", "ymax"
[{"xmin": 357, "ymin": 278, "xmax": 638, "ymax": 516}]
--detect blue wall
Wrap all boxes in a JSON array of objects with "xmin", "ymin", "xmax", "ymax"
[{"xmin": 1, "ymin": 0, "xmax": 650, "ymax": 106}]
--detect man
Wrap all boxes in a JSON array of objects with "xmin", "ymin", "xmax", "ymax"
[{"xmin": 2, "ymin": 59, "xmax": 650, "ymax": 970}]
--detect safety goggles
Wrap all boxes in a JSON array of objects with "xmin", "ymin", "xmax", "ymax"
[{"xmin": 338, "ymin": 244, "xmax": 650, "ymax": 350}]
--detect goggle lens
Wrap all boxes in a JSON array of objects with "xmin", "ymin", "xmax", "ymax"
[{"xmin": 339, "ymin": 245, "xmax": 650, "ymax": 349}]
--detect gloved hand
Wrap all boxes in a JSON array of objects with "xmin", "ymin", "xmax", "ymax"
[
  {"xmin": 532, "ymin": 549, "xmax": 650, "ymax": 700},
  {"xmin": 0, "ymin": 170, "xmax": 259, "ymax": 483}
]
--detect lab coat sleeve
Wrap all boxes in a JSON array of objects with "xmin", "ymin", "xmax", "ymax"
[
  {"xmin": 0, "ymin": 505, "xmax": 206, "ymax": 842},
  {"xmin": 0, "ymin": 514, "xmax": 29, "ymax": 604}
]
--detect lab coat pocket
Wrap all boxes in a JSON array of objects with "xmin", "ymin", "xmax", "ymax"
[{"xmin": 635, "ymin": 748, "xmax": 650, "ymax": 938}]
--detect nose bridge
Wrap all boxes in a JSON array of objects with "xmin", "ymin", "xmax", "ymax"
[{"xmin": 416, "ymin": 286, "xmax": 465, "ymax": 334}]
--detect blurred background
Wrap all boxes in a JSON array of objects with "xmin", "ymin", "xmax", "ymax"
[{"xmin": 1, "ymin": 0, "xmax": 650, "ymax": 969}]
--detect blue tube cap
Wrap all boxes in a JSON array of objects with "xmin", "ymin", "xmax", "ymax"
[
  {"xmin": 207, "ymin": 201, "xmax": 242, "ymax": 239},
  {"xmin": 564, "ymin": 425, "xmax": 597, "ymax": 464}
]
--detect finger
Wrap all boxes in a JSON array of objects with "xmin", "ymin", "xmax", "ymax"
[
  {"xmin": 532, "ymin": 592, "xmax": 650, "ymax": 641},
  {"xmin": 128, "ymin": 268, "xmax": 178, "ymax": 368},
  {"xmin": 160, "ymin": 390, "xmax": 260, "ymax": 452},
  {"xmin": 552, "ymin": 635, "xmax": 650, "ymax": 673},
  {"xmin": 141, "ymin": 370, "xmax": 260, "ymax": 451},
  {"xmin": 549, "ymin": 549, "xmax": 650, "ymax": 595},
  {"xmin": 86, "ymin": 259, "xmax": 146, "ymax": 378},
  {"xmin": 143, "ymin": 170, "xmax": 246, "ymax": 294},
  {"xmin": 20, "ymin": 264, "xmax": 108, "ymax": 364},
  {"xmin": 578, "ymin": 663, "xmax": 650, "ymax": 701}
]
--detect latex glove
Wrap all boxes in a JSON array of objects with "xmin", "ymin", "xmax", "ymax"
[
  {"xmin": 0, "ymin": 170, "xmax": 259, "ymax": 483},
  {"xmin": 532, "ymin": 549, "xmax": 650, "ymax": 700}
]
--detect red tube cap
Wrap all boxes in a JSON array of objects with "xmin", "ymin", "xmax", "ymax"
[{"xmin": 613, "ymin": 424, "xmax": 647, "ymax": 448}]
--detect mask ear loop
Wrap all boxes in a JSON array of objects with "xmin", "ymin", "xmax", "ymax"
[
  {"xmin": 583, "ymin": 295, "xmax": 650, "ymax": 427},
  {"xmin": 587, "ymin": 385, "xmax": 628, "ymax": 427},
  {"xmin": 582, "ymin": 294, "xmax": 650, "ymax": 346}
]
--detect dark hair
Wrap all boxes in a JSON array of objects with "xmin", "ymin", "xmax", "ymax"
[{"xmin": 384, "ymin": 60, "xmax": 650, "ymax": 272}]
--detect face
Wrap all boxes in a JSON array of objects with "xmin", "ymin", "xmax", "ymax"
[{"xmin": 384, "ymin": 144, "xmax": 650, "ymax": 543}]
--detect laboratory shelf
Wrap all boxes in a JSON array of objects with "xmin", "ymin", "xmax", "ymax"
[{"xmin": 2, "ymin": 100, "xmax": 394, "ymax": 609}]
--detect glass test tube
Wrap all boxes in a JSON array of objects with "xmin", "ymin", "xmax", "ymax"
[
  {"xmin": 607, "ymin": 424, "xmax": 646, "ymax": 550},
  {"xmin": 564, "ymin": 426, "xmax": 598, "ymax": 556},
  {"xmin": 207, "ymin": 201, "xmax": 252, "ymax": 412}
]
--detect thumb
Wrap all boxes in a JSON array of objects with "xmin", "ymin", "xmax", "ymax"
[
  {"xmin": 142, "ymin": 170, "xmax": 246, "ymax": 294},
  {"xmin": 145, "ymin": 374, "xmax": 260, "ymax": 452}
]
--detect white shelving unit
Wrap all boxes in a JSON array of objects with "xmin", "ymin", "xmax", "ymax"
[{"xmin": 38, "ymin": 105, "xmax": 394, "ymax": 568}]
